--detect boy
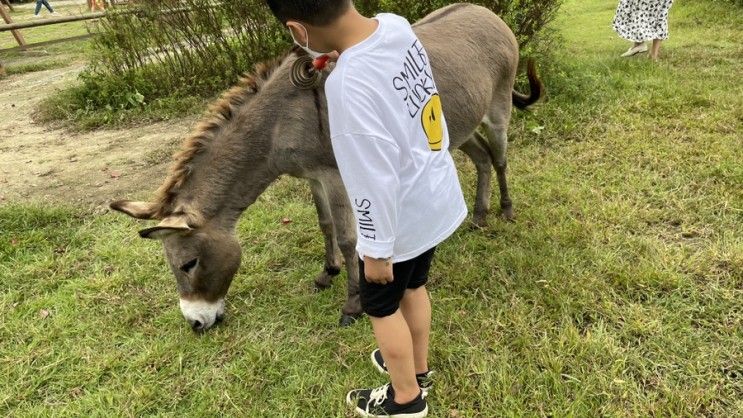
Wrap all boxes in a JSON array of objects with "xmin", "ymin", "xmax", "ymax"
[{"xmin": 266, "ymin": 1, "xmax": 467, "ymax": 416}]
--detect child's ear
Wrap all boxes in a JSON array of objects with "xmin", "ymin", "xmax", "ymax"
[{"xmin": 286, "ymin": 21, "xmax": 308, "ymax": 44}]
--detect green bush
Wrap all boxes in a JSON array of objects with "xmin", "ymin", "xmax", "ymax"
[
  {"xmin": 47, "ymin": 0, "xmax": 562, "ymax": 128},
  {"xmin": 360, "ymin": 0, "xmax": 562, "ymax": 48},
  {"xmin": 86, "ymin": 0, "xmax": 286, "ymax": 104}
]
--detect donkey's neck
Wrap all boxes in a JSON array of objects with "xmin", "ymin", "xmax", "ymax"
[
  {"xmin": 157, "ymin": 55, "xmax": 331, "ymax": 231},
  {"xmin": 175, "ymin": 126, "xmax": 279, "ymax": 229}
]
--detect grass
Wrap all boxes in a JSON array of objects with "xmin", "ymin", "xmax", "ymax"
[
  {"xmin": 3, "ymin": 58, "xmax": 67, "ymax": 75},
  {"xmin": 36, "ymin": 87, "xmax": 208, "ymax": 130},
  {"xmin": 1, "ymin": 0, "xmax": 742, "ymax": 416}
]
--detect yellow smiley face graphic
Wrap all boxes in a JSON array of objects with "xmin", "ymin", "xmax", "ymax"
[{"xmin": 421, "ymin": 93, "xmax": 443, "ymax": 151}]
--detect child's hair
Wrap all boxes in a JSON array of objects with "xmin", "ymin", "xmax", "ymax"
[{"xmin": 266, "ymin": 0, "xmax": 352, "ymax": 26}]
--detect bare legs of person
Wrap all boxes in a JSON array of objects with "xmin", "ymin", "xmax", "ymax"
[
  {"xmin": 399, "ymin": 286, "xmax": 431, "ymax": 375},
  {"xmin": 369, "ymin": 286, "xmax": 431, "ymax": 404},
  {"xmin": 650, "ymin": 39, "xmax": 663, "ymax": 61}
]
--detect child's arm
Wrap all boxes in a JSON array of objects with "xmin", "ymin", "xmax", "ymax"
[
  {"xmin": 332, "ymin": 133, "xmax": 401, "ymax": 268},
  {"xmin": 329, "ymin": 79, "xmax": 401, "ymax": 283}
]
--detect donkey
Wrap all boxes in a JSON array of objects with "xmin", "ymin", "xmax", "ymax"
[{"xmin": 110, "ymin": 3, "xmax": 542, "ymax": 331}]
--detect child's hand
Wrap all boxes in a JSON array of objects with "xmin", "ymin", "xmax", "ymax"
[{"xmin": 363, "ymin": 256, "xmax": 394, "ymax": 284}]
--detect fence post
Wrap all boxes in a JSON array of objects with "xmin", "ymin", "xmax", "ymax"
[
  {"xmin": 0, "ymin": 5, "xmax": 26, "ymax": 50},
  {"xmin": 1, "ymin": 0, "xmax": 14, "ymax": 13}
]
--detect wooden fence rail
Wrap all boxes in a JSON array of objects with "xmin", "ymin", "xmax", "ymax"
[
  {"xmin": 1, "ymin": 4, "xmax": 209, "ymax": 50},
  {"xmin": 0, "ymin": 11, "xmax": 106, "ymax": 32}
]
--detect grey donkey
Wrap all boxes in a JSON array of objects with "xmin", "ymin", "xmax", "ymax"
[{"xmin": 110, "ymin": 3, "xmax": 543, "ymax": 331}]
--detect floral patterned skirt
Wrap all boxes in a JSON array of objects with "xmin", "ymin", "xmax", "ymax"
[{"xmin": 613, "ymin": 0, "xmax": 674, "ymax": 42}]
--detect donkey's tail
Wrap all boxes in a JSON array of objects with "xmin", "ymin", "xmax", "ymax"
[{"xmin": 512, "ymin": 59, "xmax": 543, "ymax": 110}]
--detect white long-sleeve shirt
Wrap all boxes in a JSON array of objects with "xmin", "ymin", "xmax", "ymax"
[{"xmin": 325, "ymin": 13, "xmax": 468, "ymax": 263}]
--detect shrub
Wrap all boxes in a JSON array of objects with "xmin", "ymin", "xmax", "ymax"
[
  {"xmin": 361, "ymin": 0, "xmax": 562, "ymax": 48},
  {"xmin": 49, "ymin": 0, "xmax": 562, "ymax": 128},
  {"xmin": 86, "ymin": 0, "xmax": 286, "ymax": 103}
]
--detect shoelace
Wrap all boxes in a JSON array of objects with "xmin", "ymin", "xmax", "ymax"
[{"xmin": 368, "ymin": 384, "xmax": 390, "ymax": 407}]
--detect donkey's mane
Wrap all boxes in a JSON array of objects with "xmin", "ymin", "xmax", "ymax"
[{"xmin": 153, "ymin": 50, "xmax": 295, "ymax": 217}]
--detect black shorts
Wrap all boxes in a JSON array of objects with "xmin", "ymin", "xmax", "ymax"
[{"xmin": 359, "ymin": 246, "xmax": 437, "ymax": 318}]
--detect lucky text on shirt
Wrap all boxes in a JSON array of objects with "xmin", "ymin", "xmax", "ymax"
[{"xmin": 393, "ymin": 40, "xmax": 435, "ymax": 119}]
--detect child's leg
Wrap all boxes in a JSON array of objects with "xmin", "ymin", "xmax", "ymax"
[
  {"xmin": 356, "ymin": 249, "xmax": 437, "ymax": 407},
  {"xmin": 400, "ymin": 286, "xmax": 431, "ymax": 374},
  {"xmin": 43, "ymin": 0, "xmax": 54, "ymax": 13},
  {"xmin": 369, "ymin": 311, "xmax": 420, "ymax": 404},
  {"xmin": 35, "ymin": 0, "xmax": 43, "ymax": 15}
]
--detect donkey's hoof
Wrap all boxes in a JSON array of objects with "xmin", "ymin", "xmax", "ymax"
[
  {"xmin": 471, "ymin": 214, "xmax": 489, "ymax": 229},
  {"xmin": 314, "ymin": 279, "xmax": 332, "ymax": 292},
  {"xmin": 314, "ymin": 274, "xmax": 334, "ymax": 291},
  {"xmin": 501, "ymin": 206, "xmax": 515, "ymax": 222},
  {"xmin": 339, "ymin": 313, "xmax": 362, "ymax": 327}
]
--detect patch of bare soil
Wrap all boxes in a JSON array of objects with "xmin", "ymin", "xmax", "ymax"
[{"xmin": 0, "ymin": 65, "xmax": 198, "ymax": 208}]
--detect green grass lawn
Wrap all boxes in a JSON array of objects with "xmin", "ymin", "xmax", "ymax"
[{"xmin": 1, "ymin": 0, "xmax": 741, "ymax": 416}]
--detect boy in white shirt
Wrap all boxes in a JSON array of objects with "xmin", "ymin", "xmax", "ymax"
[{"xmin": 266, "ymin": 1, "xmax": 467, "ymax": 417}]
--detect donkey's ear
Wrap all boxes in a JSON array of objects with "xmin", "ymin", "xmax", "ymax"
[
  {"xmin": 110, "ymin": 200, "xmax": 160, "ymax": 220},
  {"xmin": 138, "ymin": 216, "xmax": 191, "ymax": 240}
]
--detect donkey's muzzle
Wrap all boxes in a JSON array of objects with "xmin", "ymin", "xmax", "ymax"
[
  {"xmin": 180, "ymin": 297, "xmax": 226, "ymax": 333},
  {"xmin": 189, "ymin": 319, "xmax": 205, "ymax": 332}
]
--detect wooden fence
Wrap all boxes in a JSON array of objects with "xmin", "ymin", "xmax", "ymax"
[
  {"xmin": 0, "ymin": 1, "xmax": 127, "ymax": 50},
  {"xmin": 0, "ymin": 2, "xmax": 200, "ymax": 51}
]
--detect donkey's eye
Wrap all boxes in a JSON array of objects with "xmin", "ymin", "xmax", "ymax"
[{"xmin": 180, "ymin": 258, "xmax": 199, "ymax": 273}]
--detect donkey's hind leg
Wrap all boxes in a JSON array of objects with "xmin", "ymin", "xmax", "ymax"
[
  {"xmin": 459, "ymin": 134, "xmax": 493, "ymax": 228},
  {"xmin": 309, "ymin": 179, "xmax": 342, "ymax": 290},
  {"xmin": 482, "ymin": 103, "xmax": 515, "ymax": 221},
  {"xmin": 484, "ymin": 122, "xmax": 513, "ymax": 221},
  {"xmin": 483, "ymin": 123, "xmax": 514, "ymax": 221}
]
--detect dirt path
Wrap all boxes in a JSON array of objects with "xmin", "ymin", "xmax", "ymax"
[{"xmin": 0, "ymin": 65, "xmax": 197, "ymax": 208}]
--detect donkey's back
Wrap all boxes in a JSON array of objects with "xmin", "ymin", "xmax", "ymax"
[{"xmin": 413, "ymin": 3, "xmax": 521, "ymax": 145}]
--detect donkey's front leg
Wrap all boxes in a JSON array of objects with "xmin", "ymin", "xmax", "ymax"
[
  {"xmin": 322, "ymin": 171, "xmax": 362, "ymax": 326},
  {"xmin": 309, "ymin": 179, "xmax": 342, "ymax": 290}
]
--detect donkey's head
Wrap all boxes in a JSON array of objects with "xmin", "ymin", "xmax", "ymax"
[
  {"xmin": 110, "ymin": 50, "xmax": 322, "ymax": 331},
  {"xmin": 110, "ymin": 201, "xmax": 242, "ymax": 331}
]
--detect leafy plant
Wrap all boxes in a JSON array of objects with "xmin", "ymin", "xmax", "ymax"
[{"xmin": 47, "ymin": 0, "xmax": 563, "ymax": 128}]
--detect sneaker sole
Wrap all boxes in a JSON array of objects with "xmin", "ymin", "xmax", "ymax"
[
  {"xmin": 370, "ymin": 350, "xmax": 431, "ymax": 398},
  {"xmin": 347, "ymin": 391, "xmax": 428, "ymax": 417},
  {"xmin": 353, "ymin": 405, "xmax": 429, "ymax": 418}
]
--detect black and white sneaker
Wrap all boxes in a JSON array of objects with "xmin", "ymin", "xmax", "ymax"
[
  {"xmin": 371, "ymin": 349, "xmax": 433, "ymax": 397},
  {"xmin": 346, "ymin": 383, "xmax": 428, "ymax": 418}
]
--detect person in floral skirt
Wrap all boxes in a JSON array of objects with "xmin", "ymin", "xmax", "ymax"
[{"xmin": 613, "ymin": 0, "xmax": 674, "ymax": 60}]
